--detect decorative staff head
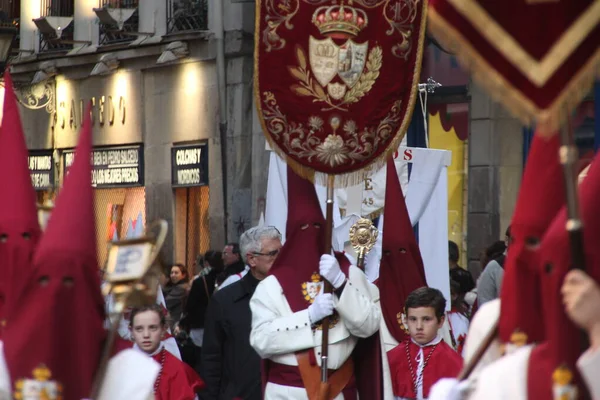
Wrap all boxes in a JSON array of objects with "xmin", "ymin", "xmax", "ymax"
[{"xmin": 349, "ymin": 217, "xmax": 378, "ymax": 266}]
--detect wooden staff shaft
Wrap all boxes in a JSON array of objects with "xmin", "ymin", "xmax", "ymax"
[
  {"xmin": 356, "ymin": 248, "xmax": 366, "ymax": 270},
  {"xmin": 320, "ymin": 175, "xmax": 335, "ymax": 384},
  {"xmin": 558, "ymin": 122, "xmax": 585, "ymax": 271},
  {"xmin": 559, "ymin": 120, "xmax": 591, "ymax": 400},
  {"xmin": 457, "ymin": 320, "xmax": 498, "ymax": 381},
  {"xmin": 90, "ymin": 309, "xmax": 123, "ymax": 398}
]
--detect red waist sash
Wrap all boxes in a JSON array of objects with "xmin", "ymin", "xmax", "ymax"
[{"xmin": 267, "ymin": 361, "xmax": 357, "ymax": 400}]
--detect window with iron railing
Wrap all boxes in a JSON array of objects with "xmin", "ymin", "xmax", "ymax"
[
  {"xmin": 41, "ymin": 0, "xmax": 74, "ymax": 17},
  {"xmin": 0, "ymin": 0, "xmax": 20, "ymax": 50},
  {"xmin": 97, "ymin": 0, "xmax": 139, "ymax": 45},
  {"xmin": 39, "ymin": 0, "xmax": 74, "ymax": 53},
  {"xmin": 0, "ymin": 0, "xmax": 19, "ymax": 24},
  {"xmin": 167, "ymin": 0, "xmax": 208, "ymax": 34},
  {"xmin": 100, "ymin": 0, "xmax": 138, "ymax": 8},
  {"xmin": 38, "ymin": 23, "xmax": 73, "ymax": 52}
]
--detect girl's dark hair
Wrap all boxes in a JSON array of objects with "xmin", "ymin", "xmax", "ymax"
[
  {"xmin": 405, "ymin": 287, "xmax": 446, "ymax": 320},
  {"xmin": 129, "ymin": 304, "xmax": 166, "ymax": 327},
  {"xmin": 448, "ymin": 240, "xmax": 460, "ymax": 263},
  {"xmin": 205, "ymin": 250, "xmax": 224, "ymax": 272},
  {"xmin": 485, "ymin": 240, "xmax": 507, "ymax": 261}
]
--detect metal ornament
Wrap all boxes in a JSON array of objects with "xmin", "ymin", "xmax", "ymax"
[
  {"xmin": 90, "ymin": 219, "xmax": 169, "ymax": 399},
  {"xmin": 349, "ymin": 217, "xmax": 378, "ymax": 269}
]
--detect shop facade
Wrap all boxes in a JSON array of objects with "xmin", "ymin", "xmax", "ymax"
[
  {"xmin": 11, "ymin": 50, "xmax": 244, "ymax": 267},
  {"xmin": 171, "ymin": 143, "xmax": 210, "ymax": 275}
]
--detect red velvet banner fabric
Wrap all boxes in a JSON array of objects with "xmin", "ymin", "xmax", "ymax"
[
  {"xmin": 255, "ymin": 0, "xmax": 427, "ymax": 178},
  {"xmin": 428, "ymin": 0, "xmax": 600, "ymax": 134}
]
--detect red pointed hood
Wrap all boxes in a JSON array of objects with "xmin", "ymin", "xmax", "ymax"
[
  {"xmin": 34, "ymin": 113, "xmax": 96, "ymax": 262},
  {"xmin": 378, "ymin": 157, "xmax": 427, "ymax": 343},
  {"xmin": 0, "ymin": 71, "xmax": 41, "ymax": 326},
  {"xmin": 498, "ymin": 132, "xmax": 564, "ymax": 345},
  {"xmin": 0, "ymin": 71, "xmax": 38, "ymax": 227},
  {"xmin": 528, "ymin": 151, "xmax": 600, "ymax": 399},
  {"xmin": 3, "ymin": 109, "xmax": 105, "ymax": 400},
  {"xmin": 269, "ymin": 166, "xmax": 350, "ymax": 312}
]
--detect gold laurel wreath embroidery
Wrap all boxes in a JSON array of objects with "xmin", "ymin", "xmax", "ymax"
[
  {"xmin": 289, "ymin": 45, "xmax": 383, "ymax": 111},
  {"xmin": 343, "ymin": 46, "xmax": 383, "ymax": 103}
]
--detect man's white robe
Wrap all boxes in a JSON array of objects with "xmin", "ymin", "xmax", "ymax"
[{"xmin": 250, "ymin": 266, "xmax": 381, "ymax": 399}]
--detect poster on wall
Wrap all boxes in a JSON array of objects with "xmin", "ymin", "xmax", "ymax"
[
  {"xmin": 171, "ymin": 143, "xmax": 208, "ymax": 187},
  {"xmin": 28, "ymin": 150, "xmax": 55, "ymax": 191},
  {"xmin": 63, "ymin": 144, "xmax": 144, "ymax": 188}
]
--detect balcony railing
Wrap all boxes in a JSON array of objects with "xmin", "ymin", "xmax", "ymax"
[
  {"xmin": 167, "ymin": 0, "xmax": 208, "ymax": 34},
  {"xmin": 97, "ymin": 0, "xmax": 138, "ymax": 45},
  {"xmin": 39, "ymin": 21, "xmax": 73, "ymax": 52},
  {"xmin": 41, "ymin": 0, "xmax": 74, "ymax": 17},
  {"xmin": 100, "ymin": 0, "xmax": 138, "ymax": 8}
]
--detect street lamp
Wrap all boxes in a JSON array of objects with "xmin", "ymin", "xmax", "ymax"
[{"xmin": 0, "ymin": 26, "xmax": 17, "ymax": 74}]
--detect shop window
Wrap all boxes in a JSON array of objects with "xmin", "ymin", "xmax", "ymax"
[
  {"xmin": 95, "ymin": 187, "xmax": 146, "ymax": 267},
  {"xmin": 174, "ymin": 186, "xmax": 210, "ymax": 277},
  {"xmin": 429, "ymin": 102, "xmax": 469, "ymax": 267}
]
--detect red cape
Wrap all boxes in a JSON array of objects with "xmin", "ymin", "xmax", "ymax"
[
  {"xmin": 152, "ymin": 348, "xmax": 204, "ymax": 400},
  {"xmin": 388, "ymin": 340, "xmax": 462, "ymax": 398}
]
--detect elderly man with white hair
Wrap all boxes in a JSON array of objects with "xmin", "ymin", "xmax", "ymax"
[{"xmin": 201, "ymin": 226, "xmax": 283, "ymax": 400}]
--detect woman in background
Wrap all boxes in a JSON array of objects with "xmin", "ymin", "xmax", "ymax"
[{"xmin": 163, "ymin": 263, "xmax": 190, "ymax": 327}]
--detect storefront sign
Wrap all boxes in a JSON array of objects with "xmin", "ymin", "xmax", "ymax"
[
  {"xmin": 171, "ymin": 144, "xmax": 208, "ymax": 187},
  {"xmin": 63, "ymin": 145, "xmax": 144, "ymax": 188},
  {"xmin": 28, "ymin": 150, "xmax": 55, "ymax": 191}
]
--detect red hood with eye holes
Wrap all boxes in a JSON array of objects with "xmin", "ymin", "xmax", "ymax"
[
  {"xmin": 0, "ymin": 71, "xmax": 42, "ymax": 326},
  {"xmin": 378, "ymin": 158, "xmax": 427, "ymax": 344},
  {"xmin": 268, "ymin": 165, "xmax": 351, "ymax": 313},
  {"xmin": 2, "ymin": 106, "xmax": 105, "ymax": 400}
]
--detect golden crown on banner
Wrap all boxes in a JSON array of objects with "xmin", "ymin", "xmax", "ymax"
[{"xmin": 312, "ymin": 1, "xmax": 368, "ymax": 39}]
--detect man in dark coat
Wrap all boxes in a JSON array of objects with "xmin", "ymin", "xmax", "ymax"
[
  {"xmin": 200, "ymin": 226, "xmax": 282, "ymax": 400},
  {"xmin": 216, "ymin": 243, "xmax": 246, "ymax": 289}
]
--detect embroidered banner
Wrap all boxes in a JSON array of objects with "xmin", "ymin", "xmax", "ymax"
[
  {"xmin": 254, "ymin": 0, "xmax": 427, "ymax": 182},
  {"xmin": 428, "ymin": 0, "xmax": 600, "ymax": 134}
]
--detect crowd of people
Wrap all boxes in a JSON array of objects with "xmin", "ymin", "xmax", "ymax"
[
  {"xmin": 150, "ymin": 162, "xmax": 514, "ymax": 399},
  {"xmin": 155, "ymin": 218, "xmax": 600, "ymax": 400}
]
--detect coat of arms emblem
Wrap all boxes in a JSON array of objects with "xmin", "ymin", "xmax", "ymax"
[
  {"xmin": 14, "ymin": 364, "xmax": 63, "ymax": 400},
  {"xmin": 302, "ymin": 272, "xmax": 325, "ymax": 303},
  {"xmin": 302, "ymin": 272, "xmax": 339, "ymax": 329},
  {"xmin": 290, "ymin": 4, "xmax": 382, "ymax": 111},
  {"xmin": 396, "ymin": 311, "xmax": 409, "ymax": 334}
]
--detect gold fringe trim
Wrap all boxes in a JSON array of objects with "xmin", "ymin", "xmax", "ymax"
[
  {"xmin": 427, "ymin": 8, "xmax": 600, "ymax": 136},
  {"xmin": 253, "ymin": 0, "xmax": 429, "ymax": 188},
  {"xmin": 447, "ymin": 0, "xmax": 600, "ymax": 87}
]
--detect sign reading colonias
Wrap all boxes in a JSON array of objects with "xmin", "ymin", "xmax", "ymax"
[
  {"xmin": 62, "ymin": 145, "xmax": 144, "ymax": 188},
  {"xmin": 171, "ymin": 144, "xmax": 208, "ymax": 187},
  {"xmin": 28, "ymin": 150, "xmax": 55, "ymax": 191}
]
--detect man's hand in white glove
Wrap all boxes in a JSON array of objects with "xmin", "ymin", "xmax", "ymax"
[
  {"xmin": 429, "ymin": 378, "xmax": 471, "ymax": 400},
  {"xmin": 308, "ymin": 293, "xmax": 334, "ymax": 325},
  {"xmin": 319, "ymin": 254, "xmax": 346, "ymax": 289}
]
